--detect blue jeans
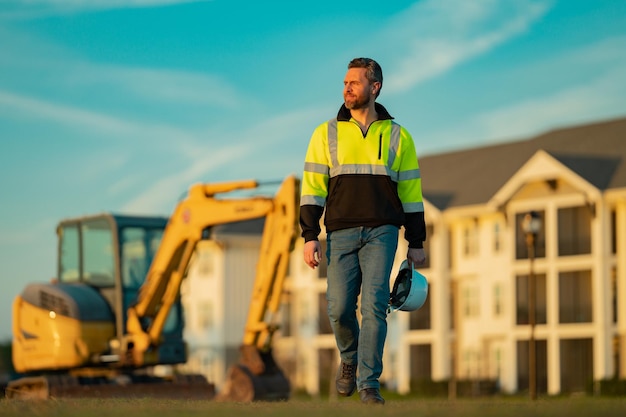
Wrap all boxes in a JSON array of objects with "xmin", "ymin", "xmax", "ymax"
[{"xmin": 325, "ymin": 225, "xmax": 399, "ymax": 391}]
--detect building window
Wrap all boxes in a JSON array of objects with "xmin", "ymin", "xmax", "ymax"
[
  {"xmin": 409, "ymin": 283, "xmax": 431, "ymax": 330},
  {"xmin": 462, "ymin": 285, "xmax": 479, "ymax": 318},
  {"xmin": 317, "ymin": 348, "xmax": 336, "ymax": 395},
  {"xmin": 611, "ymin": 209, "xmax": 617, "ymax": 255},
  {"xmin": 494, "ymin": 348, "xmax": 502, "ymax": 382},
  {"xmin": 450, "ymin": 282, "xmax": 456, "ymax": 330},
  {"xmin": 493, "ymin": 283, "xmax": 503, "ymax": 317},
  {"xmin": 613, "ymin": 336, "xmax": 621, "ymax": 379},
  {"xmin": 516, "ymin": 273, "xmax": 547, "ymax": 325},
  {"xmin": 197, "ymin": 301, "xmax": 213, "ymax": 330},
  {"xmin": 197, "ymin": 249, "xmax": 214, "ymax": 277},
  {"xmin": 515, "ymin": 211, "xmax": 546, "ymax": 259},
  {"xmin": 317, "ymin": 292, "xmax": 332, "ymax": 334},
  {"xmin": 448, "ymin": 229, "xmax": 454, "ymax": 269},
  {"xmin": 463, "ymin": 221, "xmax": 479, "ymax": 257},
  {"xmin": 612, "ymin": 267, "xmax": 618, "ymax": 324},
  {"xmin": 559, "ymin": 270, "xmax": 592, "ymax": 323},
  {"xmin": 560, "ymin": 338, "xmax": 593, "ymax": 393},
  {"xmin": 558, "ymin": 206, "xmax": 592, "ymax": 256},
  {"xmin": 461, "ymin": 349, "xmax": 480, "ymax": 380},
  {"xmin": 409, "ymin": 344, "xmax": 432, "ymax": 385},
  {"xmin": 420, "ymin": 224, "xmax": 434, "ymax": 269},
  {"xmin": 317, "ymin": 238, "xmax": 328, "ymax": 279},
  {"xmin": 516, "ymin": 339, "xmax": 547, "ymax": 394},
  {"xmin": 494, "ymin": 222, "xmax": 502, "ymax": 253},
  {"xmin": 280, "ymin": 290, "xmax": 292, "ymax": 337}
]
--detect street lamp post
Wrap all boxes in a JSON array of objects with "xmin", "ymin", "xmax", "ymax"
[{"xmin": 522, "ymin": 211, "xmax": 541, "ymax": 400}]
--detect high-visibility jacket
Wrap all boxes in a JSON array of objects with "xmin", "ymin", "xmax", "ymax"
[{"xmin": 300, "ymin": 103, "xmax": 426, "ymax": 248}]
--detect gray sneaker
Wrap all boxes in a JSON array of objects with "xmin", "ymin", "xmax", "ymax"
[{"xmin": 335, "ymin": 362, "xmax": 357, "ymax": 397}]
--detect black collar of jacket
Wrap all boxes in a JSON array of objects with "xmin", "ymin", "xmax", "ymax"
[{"xmin": 337, "ymin": 102, "xmax": 394, "ymax": 122}]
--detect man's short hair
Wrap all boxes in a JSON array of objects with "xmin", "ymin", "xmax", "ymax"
[{"xmin": 348, "ymin": 57, "xmax": 383, "ymax": 96}]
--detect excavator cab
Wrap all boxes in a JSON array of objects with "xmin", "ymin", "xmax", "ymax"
[{"xmin": 12, "ymin": 214, "xmax": 187, "ymax": 374}]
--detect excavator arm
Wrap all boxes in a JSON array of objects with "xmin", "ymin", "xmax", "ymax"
[
  {"xmin": 236, "ymin": 174, "xmax": 299, "ymax": 374},
  {"xmin": 122, "ymin": 175, "xmax": 299, "ymax": 368}
]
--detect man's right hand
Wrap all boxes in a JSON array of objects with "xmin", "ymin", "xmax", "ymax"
[
  {"xmin": 407, "ymin": 247, "xmax": 426, "ymax": 268},
  {"xmin": 304, "ymin": 240, "xmax": 323, "ymax": 269}
]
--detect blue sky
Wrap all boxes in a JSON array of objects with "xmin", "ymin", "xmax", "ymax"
[{"xmin": 1, "ymin": 0, "xmax": 625, "ymax": 341}]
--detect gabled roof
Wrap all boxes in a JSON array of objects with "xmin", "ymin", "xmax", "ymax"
[{"xmin": 419, "ymin": 116, "xmax": 626, "ymax": 210}]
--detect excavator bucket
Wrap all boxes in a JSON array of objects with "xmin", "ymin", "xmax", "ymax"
[{"xmin": 216, "ymin": 346, "xmax": 290, "ymax": 402}]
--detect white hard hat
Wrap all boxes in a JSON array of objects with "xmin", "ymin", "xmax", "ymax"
[{"xmin": 389, "ymin": 260, "xmax": 428, "ymax": 312}]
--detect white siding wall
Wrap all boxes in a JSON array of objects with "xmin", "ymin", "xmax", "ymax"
[{"xmin": 182, "ymin": 236, "xmax": 261, "ymax": 390}]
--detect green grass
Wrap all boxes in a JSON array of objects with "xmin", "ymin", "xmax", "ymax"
[{"xmin": 2, "ymin": 395, "xmax": 626, "ymax": 417}]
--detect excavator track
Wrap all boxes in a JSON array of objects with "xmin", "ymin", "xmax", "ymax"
[{"xmin": 5, "ymin": 373, "xmax": 215, "ymax": 400}]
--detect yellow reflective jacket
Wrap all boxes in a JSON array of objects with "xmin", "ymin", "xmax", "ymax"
[{"xmin": 300, "ymin": 103, "xmax": 426, "ymax": 248}]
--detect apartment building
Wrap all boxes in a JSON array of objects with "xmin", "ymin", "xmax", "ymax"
[{"xmin": 183, "ymin": 116, "xmax": 626, "ymax": 396}]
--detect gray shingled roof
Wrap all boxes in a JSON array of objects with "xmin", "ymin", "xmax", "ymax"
[{"xmin": 419, "ymin": 116, "xmax": 626, "ymax": 210}]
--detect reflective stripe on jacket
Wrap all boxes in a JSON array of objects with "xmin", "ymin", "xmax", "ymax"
[{"xmin": 300, "ymin": 103, "xmax": 426, "ymax": 248}]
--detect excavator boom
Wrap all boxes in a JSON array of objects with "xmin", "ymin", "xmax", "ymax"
[{"xmin": 123, "ymin": 175, "xmax": 299, "ymax": 371}]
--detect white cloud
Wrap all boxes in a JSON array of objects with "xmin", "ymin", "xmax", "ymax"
[
  {"xmin": 119, "ymin": 144, "xmax": 249, "ymax": 214},
  {"xmin": 0, "ymin": 27, "xmax": 244, "ymax": 110},
  {"xmin": 422, "ymin": 58, "xmax": 626, "ymax": 154},
  {"xmin": 0, "ymin": 0, "xmax": 211, "ymax": 19},
  {"xmin": 383, "ymin": 0, "xmax": 553, "ymax": 93},
  {"xmin": 119, "ymin": 106, "xmax": 326, "ymax": 214},
  {"xmin": 0, "ymin": 90, "xmax": 128, "ymax": 132},
  {"xmin": 477, "ymin": 65, "xmax": 626, "ymax": 142},
  {"xmin": 0, "ymin": 88, "xmax": 213, "ymax": 190},
  {"xmin": 77, "ymin": 65, "xmax": 243, "ymax": 109},
  {"xmin": 107, "ymin": 174, "xmax": 142, "ymax": 198},
  {"xmin": 0, "ymin": 90, "xmax": 200, "ymax": 142}
]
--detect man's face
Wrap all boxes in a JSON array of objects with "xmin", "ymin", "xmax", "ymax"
[{"xmin": 343, "ymin": 67, "xmax": 379, "ymax": 110}]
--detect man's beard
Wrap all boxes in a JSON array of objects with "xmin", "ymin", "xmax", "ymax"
[{"xmin": 344, "ymin": 91, "xmax": 372, "ymax": 110}]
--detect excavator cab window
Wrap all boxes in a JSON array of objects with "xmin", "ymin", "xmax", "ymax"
[
  {"xmin": 58, "ymin": 218, "xmax": 115, "ymax": 287},
  {"xmin": 120, "ymin": 225, "xmax": 179, "ymax": 334},
  {"xmin": 82, "ymin": 218, "xmax": 116, "ymax": 287},
  {"xmin": 121, "ymin": 227, "xmax": 164, "ymax": 289},
  {"xmin": 59, "ymin": 223, "xmax": 80, "ymax": 282}
]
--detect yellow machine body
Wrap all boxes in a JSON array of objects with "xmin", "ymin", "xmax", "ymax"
[{"xmin": 12, "ymin": 293, "xmax": 114, "ymax": 372}]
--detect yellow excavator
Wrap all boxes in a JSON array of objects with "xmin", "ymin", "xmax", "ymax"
[{"xmin": 6, "ymin": 175, "xmax": 299, "ymax": 401}]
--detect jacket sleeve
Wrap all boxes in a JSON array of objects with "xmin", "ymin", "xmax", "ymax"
[
  {"xmin": 299, "ymin": 123, "xmax": 330, "ymax": 242},
  {"xmin": 396, "ymin": 127, "xmax": 426, "ymax": 248},
  {"xmin": 404, "ymin": 211, "xmax": 426, "ymax": 249},
  {"xmin": 299, "ymin": 205, "xmax": 325, "ymax": 243}
]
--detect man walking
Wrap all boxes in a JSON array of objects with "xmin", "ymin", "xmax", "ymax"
[{"xmin": 300, "ymin": 57, "xmax": 426, "ymax": 405}]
